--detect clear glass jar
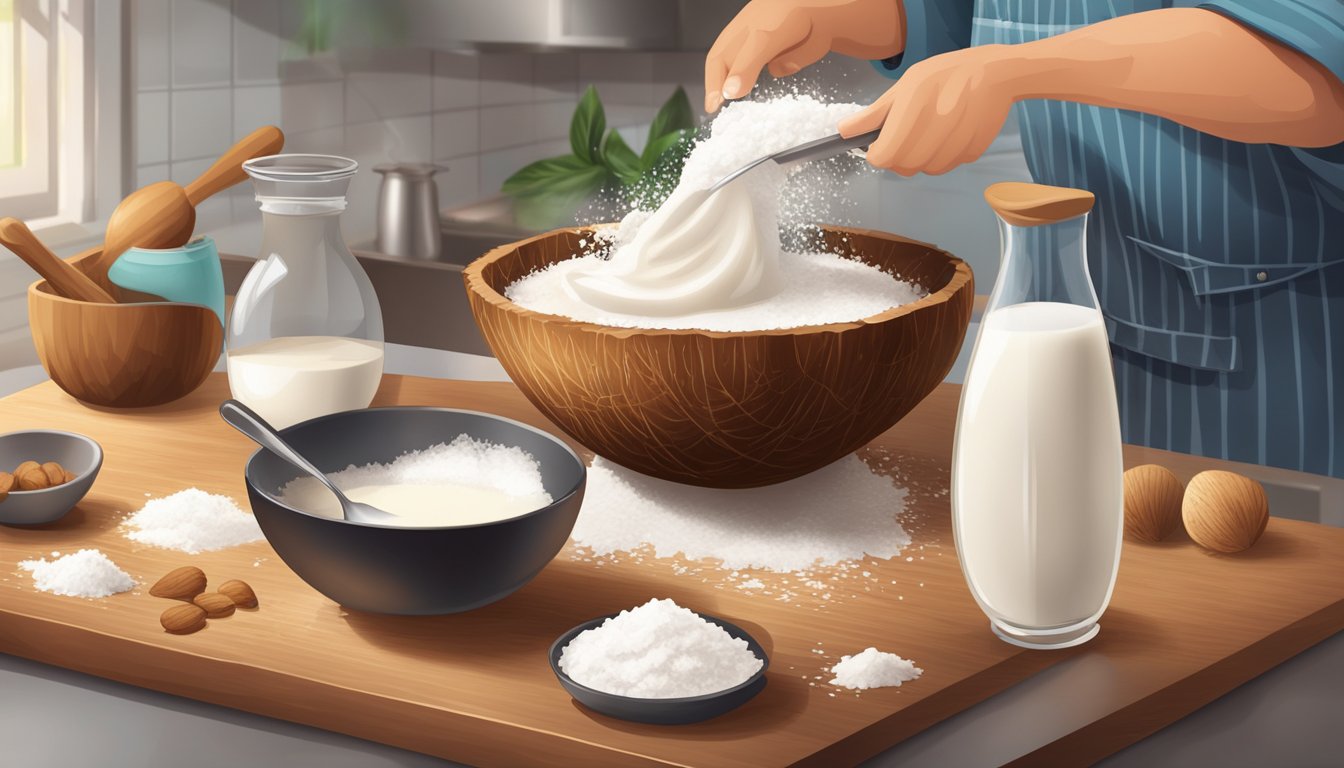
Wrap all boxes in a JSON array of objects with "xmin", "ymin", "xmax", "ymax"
[
  {"xmin": 226, "ymin": 154, "xmax": 384, "ymax": 429},
  {"xmin": 951, "ymin": 182, "xmax": 1123, "ymax": 649}
]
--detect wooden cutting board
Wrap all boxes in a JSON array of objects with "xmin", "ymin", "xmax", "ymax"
[{"xmin": 0, "ymin": 374, "xmax": 1341, "ymax": 767}]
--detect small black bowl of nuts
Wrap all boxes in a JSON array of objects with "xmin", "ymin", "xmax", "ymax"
[{"xmin": 0, "ymin": 430, "xmax": 102, "ymax": 525}]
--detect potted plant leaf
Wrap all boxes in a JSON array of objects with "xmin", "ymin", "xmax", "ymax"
[{"xmin": 502, "ymin": 85, "xmax": 697, "ymax": 230}]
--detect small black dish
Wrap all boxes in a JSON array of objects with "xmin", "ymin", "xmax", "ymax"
[{"xmin": 549, "ymin": 611, "xmax": 769, "ymax": 725}]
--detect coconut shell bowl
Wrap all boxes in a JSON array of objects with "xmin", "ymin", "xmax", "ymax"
[
  {"xmin": 27, "ymin": 253, "xmax": 222, "ymax": 408},
  {"xmin": 464, "ymin": 226, "xmax": 974, "ymax": 488}
]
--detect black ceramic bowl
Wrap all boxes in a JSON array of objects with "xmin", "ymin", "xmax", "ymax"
[
  {"xmin": 549, "ymin": 611, "xmax": 770, "ymax": 725},
  {"xmin": 243, "ymin": 407, "xmax": 585, "ymax": 615},
  {"xmin": 0, "ymin": 430, "xmax": 103, "ymax": 526}
]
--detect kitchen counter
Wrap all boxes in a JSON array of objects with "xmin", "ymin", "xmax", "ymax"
[{"xmin": 1, "ymin": 348, "xmax": 1340, "ymax": 767}]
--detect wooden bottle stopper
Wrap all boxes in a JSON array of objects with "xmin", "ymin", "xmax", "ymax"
[{"xmin": 984, "ymin": 182, "xmax": 1095, "ymax": 227}]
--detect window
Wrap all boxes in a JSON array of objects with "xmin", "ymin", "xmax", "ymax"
[
  {"xmin": 0, "ymin": 0, "xmax": 103, "ymax": 224},
  {"xmin": 0, "ymin": 0, "xmax": 57, "ymax": 219}
]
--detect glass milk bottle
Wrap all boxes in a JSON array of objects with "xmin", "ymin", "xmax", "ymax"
[
  {"xmin": 951, "ymin": 182, "xmax": 1123, "ymax": 649},
  {"xmin": 227, "ymin": 155, "xmax": 384, "ymax": 429}
]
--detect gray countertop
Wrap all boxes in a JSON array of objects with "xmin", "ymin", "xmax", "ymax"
[{"xmin": 1, "ymin": 347, "xmax": 1340, "ymax": 767}]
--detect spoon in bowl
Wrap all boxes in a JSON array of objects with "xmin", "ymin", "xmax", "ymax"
[{"xmin": 219, "ymin": 399, "xmax": 400, "ymax": 525}]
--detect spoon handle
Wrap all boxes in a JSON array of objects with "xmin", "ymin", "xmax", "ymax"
[
  {"xmin": 0, "ymin": 218, "xmax": 117, "ymax": 303},
  {"xmin": 184, "ymin": 126, "xmax": 285, "ymax": 206},
  {"xmin": 219, "ymin": 399, "xmax": 349, "ymax": 503}
]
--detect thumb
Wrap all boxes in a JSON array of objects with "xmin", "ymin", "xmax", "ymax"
[{"xmin": 837, "ymin": 96, "xmax": 891, "ymax": 138}]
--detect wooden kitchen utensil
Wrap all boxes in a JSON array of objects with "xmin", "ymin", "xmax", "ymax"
[
  {"xmin": 78, "ymin": 125, "xmax": 284, "ymax": 292},
  {"xmin": 0, "ymin": 218, "xmax": 116, "ymax": 303}
]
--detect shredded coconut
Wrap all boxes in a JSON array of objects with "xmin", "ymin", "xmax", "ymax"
[
  {"xmin": 828, "ymin": 647, "xmax": 923, "ymax": 690},
  {"xmin": 558, "ymin": 598, "xmax": 763, "ymax": 698},
  {"xmin": 19, "ymin": 549, "xmax": 135, "ymax": 598},
  {"xmin": 508, "ymin": 95, "xmax": 925, "ymax": 330},
  {"xmin": 124, "ymin": 488, "xmax": 264, "ymax": 554},
  {"xmin": 280, "ymin": 434, "xmax": 550, "ymax": 501},
  {"xmin": 571, "ymin": 455, "xmax": 910, "ymax": 572}
]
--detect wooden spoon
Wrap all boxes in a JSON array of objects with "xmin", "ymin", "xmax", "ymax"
[
  {"xmin": 0, "ymin": 218, "xmax": 116, "ymax": 303},
  {"xmin": 80, "ymin": 125, "xmax": 285, "ymax": 292}
]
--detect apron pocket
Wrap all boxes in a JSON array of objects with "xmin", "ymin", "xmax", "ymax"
[
  {"xmin": 1128, "ymin": 236, "xmax": 1344, "ymax": 297},
  {"xmin": 1103, "ymin": 312, "xmax": 1240, "ymax": 373}
]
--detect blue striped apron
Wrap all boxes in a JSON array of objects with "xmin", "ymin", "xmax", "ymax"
[{"xmin": 884, "ymin": 0, "xmax": 1344, "ymax": 477}]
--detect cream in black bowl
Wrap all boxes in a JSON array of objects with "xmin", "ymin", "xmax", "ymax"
[{"xmin": 242, "ymin": 407, "xmax": 585, "ymax": 615}]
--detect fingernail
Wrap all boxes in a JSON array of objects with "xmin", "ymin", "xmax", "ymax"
[
  {"xmin": 722, "ymin": 76, "xmax": 742, "ymax": 99},
  {"xmin": 779, "ymin": 62, "xmax": 799, "ymax": 76}
]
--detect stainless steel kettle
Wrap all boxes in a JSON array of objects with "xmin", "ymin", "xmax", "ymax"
[{"xmin": 373, "ymin": 162, "xmax": 447, "ymax": 261}]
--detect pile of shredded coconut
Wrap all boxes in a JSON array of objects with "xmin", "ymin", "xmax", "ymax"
[
  {"xmin": 279, "ymin": 434, "xmax": 550, "ymax": 502},
  {"xmin": 571, "ymin": 455, "xmax": 910, "ymax": 572},
  {"xmin": 558, "ymin": 598, "xmax": 763, "ymax": 698},
  {"xmin": 829, "ymin": 647, "xmax": 923, "ymax": 690},
  {"xmin": 507, "ymin": 95, "xmax": 926, "ymax": 331},
  {"xmin": 19, "ymin": 549, "xmax": 135, "ymax": 598},
  {"xmin": 124, "ymin": 488, "xmax": 264, "ymax": 554}
]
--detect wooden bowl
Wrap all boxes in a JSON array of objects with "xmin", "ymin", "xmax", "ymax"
[
  {"xmin": 27, "ymin": 277, "xmax": 222, "ymax": 408},
  {"xmin": 464, "ymin": 226, "xmax": 974, "ymax": 488}
]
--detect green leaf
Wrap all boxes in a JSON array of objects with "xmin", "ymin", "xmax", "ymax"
[
  {"xmin": 506, "ymin": 162, "xmax": 610, "ymax": 230},
  {"xmin": 640, "ymin": 128, "xmax": 690, "ymax": 171},
  {"xmin": 601, "ymin": 130, "xmax": 643, "ymax": 186},
  {"xmin": 644, "ymin": 87, "xmax": 694, "ymax": 161},
  {"xmin": 501, "ymin": 155, "xmax": 593, "ymax": 197},
  {"xmin": 570, "ymin": 85, "xmax": 606, "ymax": 164}
]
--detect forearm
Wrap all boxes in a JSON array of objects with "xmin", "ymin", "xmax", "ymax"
[{"xmin": 996, "ymin": 7, "xmax": 1344, "ymax": 147}]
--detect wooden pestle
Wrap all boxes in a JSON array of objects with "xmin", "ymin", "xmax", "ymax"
[{"xmin": 0, "ymin": 218, "xmax": 116, "ymax": 303}]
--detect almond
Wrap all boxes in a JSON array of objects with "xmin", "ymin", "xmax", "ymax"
[
  {"xmin": 160, "ymin": 603, "xmax": 207, "ymax": 634},
  {"xmin": 40, "ymin": 462, "xmax": 65, "ymax": 486},
  {"xmin": 218, "ymin": 579, "xmax": 258, "ymax": 609},
  {"xmin": 15, "ymin": 466, "xmax": 49, "ymax": 491},
  {"xmin": 150, "ymin": 566, "xmax": 207, "ymax": 600},
  {"xmin": 193, "ymin": 592, "xmax": 236, "ymax": 618},
  {"xmin": 62, "ymin": 469, "xmax": 76, "ymax": 483},
  {"xmin": 0, "ymin": 471, "xmax": 12, "ymax": 503}
]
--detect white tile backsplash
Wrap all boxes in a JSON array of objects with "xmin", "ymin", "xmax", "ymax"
[
  {"xmin": 432, "ymin": 109, "xmax": 479, "ymax": 161},
  {"xmin": 579, "ymin": 52, "xmax": 654, "ymax": 107},
  {"xmin": 479, "ymin": 53, "xmax": 534, "ymax": 107},
  {"xmin": 478, "ymin": 105, "xmax": 537, "ymax": 152},
  {"xmin": 343, "ymin": 48, "xmax": 434, "ymax": 123},
  {"xmin": 233, "ymin": 85, "xmax": 282, "ymax": 141},
  {"xmin": 280, "ymin": 80, "xmax": 345, "ymax": 134},
  {"xmin": 533, "ymin": 53, "xmax": 578, "ymax": 103},
  {"xmin": 232, "ymin": 0, "xmax": 282, "ymax": 85},
  {"xmin": 435, "ymin": 155, "xmax": 481, "ymax": 210},
  {"xmin": 135, "ymin": 91, "xmax": 170, "ymax": 165},
  {"xmin": 170, "ymin": 88, "xmax": 233, "ymax": 161},
  {"xmin": 136, "ymin": 163, "xmax": 171, "ymax": 188},
  {"xmin": 133, "ymin": 0, "xmax": 171, "ymax": 91},
  {"xmin": 170, "ymin": 0, "xmax": 233, "ymax": 88},
  {"xmin": 433, "ymin": 52, "xmax": 480, "ymax": 111}
]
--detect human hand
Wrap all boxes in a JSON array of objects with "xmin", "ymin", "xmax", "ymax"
[
  {"xmin": 838, "ymin": 45, "xmax": 1017, "ymax": 176},
  {"xmin": 705, "ymin": 0, "xmax": 905, "ymax": 112}
]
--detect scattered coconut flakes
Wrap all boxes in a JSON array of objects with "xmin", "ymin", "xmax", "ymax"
[
  {"xmin": 571, "ymin": 454, "xmax": 910, "ymax": 572},
  {"xmin": 557, "ymin": 598, "xmax": 762, "ymax": 698},
  {"xmin": 124, "ymin": 488, "xmax": 263, "ymax": 554},
  {"xmin": 829, "ymin": 647, "xmax": 923, "ymax": 690},
  {"xmin": 19, "ymin": 549, "xmax": 135, "ymax": 598},
  {"xmin": 738, "ymin": 578, "xmax": 765, "ymax": 590}
]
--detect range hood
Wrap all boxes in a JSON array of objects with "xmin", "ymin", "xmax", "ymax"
[{"xmin": 407, "ymin": 0, "xmax": 682, "ymax": 50}]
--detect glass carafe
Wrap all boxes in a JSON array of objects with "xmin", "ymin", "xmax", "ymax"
[
  {"xmin": 951, "ymin": 182, "xmax": 1123, "ymax": 649},
  {"xmin": 227, "ymin": 155, "xmax": 384, "ymax": 429}
]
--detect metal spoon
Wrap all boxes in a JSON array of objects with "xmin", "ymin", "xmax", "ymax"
[
  {"xmin": 707, "ymin": 129, "xmax": 882, "ymax": 194},
  {"xmin": 219, "ymin": 399, "xmax": 399, "ymax": 525}
]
